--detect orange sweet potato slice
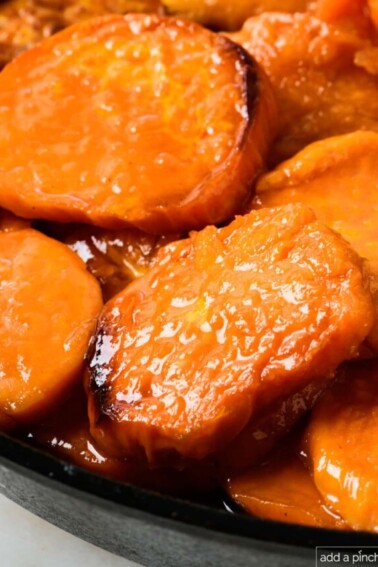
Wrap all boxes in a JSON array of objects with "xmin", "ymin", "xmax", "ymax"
[
  {"xmin": 0, "ymin": 14, "xmax": 277, "ymax": 234},
  {"xmin": 161, "ymin": 0, "xmax": 309, "ymax": 31},
  {"xmin": 66, "ymin": 226, "xmax": 178, "ymax": 301},
  {"xmin": 226, "ymin": 443, "xmax": 347, "ymax": 529},
  {"xmin": 253, "ymin": 131, "xmax": 378, "ymax": 353},
  {"xmin": 0, "ymin": 228, "xmax": 102, "ymax": 429},
  {"xmin": 305, "ymin": 360, "xmax": 378, "ymax": 532},
  {"xmin": 228, "ymin": 12, "xmax": 378, "ymax": 163},
  {"xmin": 86, "ymin": 204, "xmax": 374, "ymax": 467}
]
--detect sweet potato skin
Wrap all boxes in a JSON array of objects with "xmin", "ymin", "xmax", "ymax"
[
  {"xmin": 0, "ymin": 14, "xmax": 277, "ymax": 233},
  {"xmin": 86, "ymin": 204, "xmax": 374, "ymax": 467},
  {"xmin": 253, "ymin": 131, "xmax": 378, "ymax": 353},
  {"xmin": 0, "ymin": 228, "xmax": 102, "ymax": 428},
  {"xmin": 305, "ymin": 360, "xmax": 378, "ymax": 532}
]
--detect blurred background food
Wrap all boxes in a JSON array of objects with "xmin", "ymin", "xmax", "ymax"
[{"xmin": 0, "ymin": 0, "xmax": 163, "ymax": 68}]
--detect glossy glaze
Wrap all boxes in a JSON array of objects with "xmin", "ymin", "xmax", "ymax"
[
  {"xmin": 219, "ymin": 376, "xmax": 333, "ymax": 473},
  {"xmin": 227, "ymin": 442, "xmax": 347, "ymax": 530},
  {"xmin": 86, "ymin": 204, "xmax": 374, "ymax": 467},
  {"xmin": 23, "ymin": 385, "xmax": 218, "ymax": 494},
  {"xmin": 305, "ymin": 360, "xmax": 378, "ymax": 532},
  {"xmin": 253, "ymin": 131, "xmax": 378, "ymax": 353},
  {"xmin": 66, "ymin": 225, "xmax": 178, "ymax": 301}
]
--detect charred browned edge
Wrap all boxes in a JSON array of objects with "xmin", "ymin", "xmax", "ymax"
[
  {"xmin": 85, "ymin": 318, "xmax": 115, "ymax": 425},
  {"xmin": 224, "ymin": 37, "xmax": 260, "ymax": 148},
  {"xmin": 215, "ymin": 35, "xmax": 260, "ymax": 150}
]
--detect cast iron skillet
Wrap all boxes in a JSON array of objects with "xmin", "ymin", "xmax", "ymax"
[{"xmin": 0, "ymin": 434, "xmax": 377, "ymax": 566}]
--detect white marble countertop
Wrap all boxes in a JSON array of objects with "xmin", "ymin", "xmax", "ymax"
[{"xmin": 0, "ymin": 493, "xmax": 140, "ymax": 567}]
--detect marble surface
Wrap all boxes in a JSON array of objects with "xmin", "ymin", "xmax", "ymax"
[{"xmin": 0, "ymin": 493, "xmax": 140, "ymax": 567}]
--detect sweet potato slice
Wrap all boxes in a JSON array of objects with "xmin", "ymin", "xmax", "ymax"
[
  {"xmin": 253, "ymin": 131, "xmax": 378, "ymax": 353},
  {"xmin": 0, "ymin": 228, "xmax": 102, "ymax": 429},
  {"xmin": 161, "ymin": 0, "xmax": 309, "ymax": 31},
  {"xmin": 0, "ymin": 14, "xmax": 277, "ymax": 234},
  {"xmin": 305, "ymin": 360, "xmax": 378, "ymax": 532},
  {"xmin": 226, "ymin": 443, "xmax": 347, "ymax": 529},
  {"xmin": 86, "ymin": 204, "xmax": 374, "ymax": 467},
  {"xmin": 228, "ymin": 12, "xmax": 378, "ymax": 163},
  {"xmin": 66, "ymin": 226, "xmax": 178, "ymax": 301}
]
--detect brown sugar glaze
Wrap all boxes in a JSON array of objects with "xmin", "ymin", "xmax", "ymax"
[
  {"xmin": 65, "ymin": 225, "xmax": 179, "ymax": 301},
  {"xmin": 226, "ymin": 432, "xmax": 348, "ymax": 530},
  {"xmin": 20, "ymin": 384, "xmax": 218, "ymax": 495}
]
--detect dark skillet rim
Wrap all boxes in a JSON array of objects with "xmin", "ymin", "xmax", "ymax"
[{"xmin": 0, "ymin": 432, "xmax": 376, "ymax": 549}]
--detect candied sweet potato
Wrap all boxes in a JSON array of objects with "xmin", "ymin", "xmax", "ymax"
[
  {"xmin": 0, "ymin": 0, "xmax": 163, "ymax": 69},
  {"xmin": 228, "ymin": 12, "xmax": 378, "ymax": 163},
  {"xmin": 227, "ymin": 441, "xmax": 347, "ymax": 529},
  {"xmin": 161, "ymin": 0, "xmax": 309, "ymax": 31},
  {"xmin": 86, "ymin": 204, "xmax": 374, "ymax": 467},
  {"xmin": 0, "ymin": 228, "xmax": 102, "ymax": 428},
  {"xmin": 66, "ymin": 226, "xmax": 178, "ymax": 301},
  {"xmin": 305, "ymin": 360, "xmax": 378, "ymax": 532},
  {"xmin": 0, "ymin": 14, "xmax": 277, "ymax": 234},
  {"xmin": 253, "ymin": 131, "xmax": 378, "ymax": 353}
]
